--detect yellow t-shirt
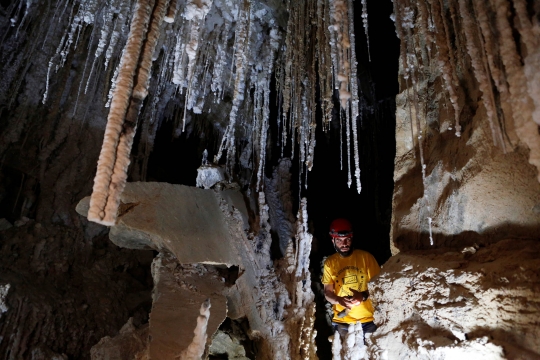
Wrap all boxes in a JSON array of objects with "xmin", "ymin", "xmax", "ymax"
[{"xmin": 322, "ymin": 249, "xmax": 380, "ymax": 324}]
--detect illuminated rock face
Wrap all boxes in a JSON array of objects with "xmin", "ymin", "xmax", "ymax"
[
  {"xmin": 369, "ymin": 239, "xmax": 540, "ymax": 359},
  {"xmin": 78, "ymin": 182, "xmax": 315, "ymax": 359},
  {"xmin": 371, "ymin": 0, "xmax": 540, "ymax": 358},
  {"xmin": 390, "ymin": 0, "xmax": 540, "ymax": 253}
]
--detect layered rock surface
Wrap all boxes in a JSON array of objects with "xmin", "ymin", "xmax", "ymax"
[
  {"xmin": 390, "ymin": 0, "xmax": 540, "ymax": 253},
  {"xmin": 384, "ymin": 0, "xmax": 540, "ymax": 358},
  {"xmin": 368, "ymin": 239, "xmax": 540, "ymax": 359},
  {"xmin": 80, "ymin": 182, "xmax": 316, "ymax": 359}
]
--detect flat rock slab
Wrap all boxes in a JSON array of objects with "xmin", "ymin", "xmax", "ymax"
[
  {"xmin": 77, "ymin": 182, "xmax": 247, "ymax": 266},
  {"xmin": 149, "ymin": 254, "xmax": 227, "ymax": 359}
]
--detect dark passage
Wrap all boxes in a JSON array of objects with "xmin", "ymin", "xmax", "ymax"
[{"xmin": 306, "ymin": 0, "xmax": 399, "ymax": 357}]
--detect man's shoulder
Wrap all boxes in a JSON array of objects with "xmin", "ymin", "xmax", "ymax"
[
  {"xmin": 352, "ymin": 249, "xmax": 374, "ymax": 258},
  {"xmin": 324, "ymin": 252, "xmax": 342, "ymax": 265}
]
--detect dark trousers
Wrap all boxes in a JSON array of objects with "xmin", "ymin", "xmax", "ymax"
[{"xmin": 332, "ymin": 321, "xmax": 377, "ymax": 344}]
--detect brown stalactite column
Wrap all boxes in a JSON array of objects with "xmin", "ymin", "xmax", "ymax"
[{"xmin": 88, "ymin": 0, "xmax": 170, "ymax": 226}]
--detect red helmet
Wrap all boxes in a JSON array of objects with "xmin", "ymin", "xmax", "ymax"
[{"xmin": 329, "ymin": 218, "xmax": 353, "ymax": 238}]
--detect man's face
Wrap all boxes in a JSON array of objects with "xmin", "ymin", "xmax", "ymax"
[{"xmin": 333, "ymin": 236, "xmax": 353, "ymax": 256}]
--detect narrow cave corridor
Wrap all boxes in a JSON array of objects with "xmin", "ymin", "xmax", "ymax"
[{"xmin": 1, "ymin": 0, "xmax": 540, "ymax": 359}]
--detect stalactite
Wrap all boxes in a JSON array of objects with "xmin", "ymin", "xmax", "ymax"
[
  {"xmin": 512, "ymin": 0, "xmax": 537, "ymax": 52},
  {"xmin": 396, "ymin": 0, "xmax": 435, "ymax": 244},
  {"xmin": 104, "ymin": 0, "xmax": 170, "ymax": 221},
  {"xmin": 215, "ymin": 0, "xmax": 251, "ymax": 164},
  {"xmin": 468, "ymin": 0, "xmax": 506, "ymax": 150},
  {"xmin": 360, "ymin": 0, "xmax": 370, "ymax": 61},
  {"xmin": 513, "ymin": 0, "xmax": 540, "ymax": 127},
  {"xmin": 492, "ymin": 0, "xmax": 532, "ymax": 126},
  {"xmin": 88, "ymin": 0, "xmax": 156, "ymax": 225},
  {"xmin": 348, "ymin": 0, "xmax": 361, "ymax": 193},
  {"xmin": 256, "ymin": 29, "xmax": 280, "ymax": 190},
  {"xmin": 393, "ymin": 0, "xmax": 415, "ymax": 157},
  {"xmin": 85, "ymin": 2, "xmax": 116, "ymax": 94},
  {"xmin": 317, "ymin": 0, "xmax": 333, "ymax": 130},
  {"xmin": 429, "ymin": 0, "xmax": 462, "ymax": 136},
  {"xmin": 473, "ymin": 0, "xmax": 508, "ymax": 96}
]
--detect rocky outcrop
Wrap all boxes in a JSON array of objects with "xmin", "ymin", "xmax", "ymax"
[
  {"xmin": 147, "ymin": 253, "xmax": 228, "ymax": 359},
  {"xmin": 79, "ymin": 182, "xmax": 317, "ymax": 359},
  {"xmin": 368, "ymin": 239, "xmax": 540, "ymax": 359},
  {"xmin": 381, "ymin": 0, "xmax": 540, "ymax": 358},
  {"xmin": 90, "ymin": 318, "xmax": 149, "ymax": 360},
  {"xmin": 78, "ymin": 182, "xmax": 246, "ymax": 265}
]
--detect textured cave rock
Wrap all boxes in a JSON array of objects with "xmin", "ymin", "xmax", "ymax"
[
  {"xmin": 77, "ymin": 182, "xmax": 246, "ymax": 265},
  {"xmin": 369, "ymin": 239, "xmax": 540, "ymax": 358},
  {"xmin": 367, "ymin": 0, "xmax": 540, "ymax": 358},
  {"xmin": 0, "ymin": 223, "xmax": 154, "ymax": 359},
  {"xmin": 389, "ymin": 0, "xmax": 540, "ymax": 253},
  {"xmin": 1, "ymin": 0, "xmax": 539, "ymax": 358},
  {"xmin": 90, "ymin": 318, "xmax": 149, "ymax": 360},
  {"xmin": 78, "ymin": 181, "xmax": 316, "ymax": 358},
  {"xmin": 147, "ymin": 253, "xmax": 228, "ymax": 359}
]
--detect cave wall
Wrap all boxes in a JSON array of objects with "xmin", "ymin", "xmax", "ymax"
[
  {"xmin": 367, "ymin": 0, "xmax": 540, "ymax": 358},
  {"xmin": 0, "ymin": 2, "xmax": 158, "ymax": 357},
  {"xmin": 389, "ymin": 0, "xmax": 540, "ymax": 253}
]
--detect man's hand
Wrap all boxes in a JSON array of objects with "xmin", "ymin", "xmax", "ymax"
[
  {"xmin": 324, "ymin": 284, "xmax": 368, "ymax": 309},
  {"xmin": 349, "ymin": 289, "xmax": 368, "ymax": 306},
  {"xmin": 337, "ymin": 296, "xmax": 355, "ymax": 309}
]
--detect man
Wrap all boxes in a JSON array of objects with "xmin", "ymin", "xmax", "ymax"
[{"xmin": 321, "ymin": 218, "xmax": 381, "ymax": 340}]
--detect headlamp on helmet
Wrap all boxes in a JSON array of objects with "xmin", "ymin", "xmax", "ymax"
[{"xmin": 329, "ymin": 218, "xmax": 353, "ymax": 238}]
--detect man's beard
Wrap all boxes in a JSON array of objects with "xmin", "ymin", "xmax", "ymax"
[{"xmin": 334, "ymin": 243, "xmax": 353, "ymax": 257}]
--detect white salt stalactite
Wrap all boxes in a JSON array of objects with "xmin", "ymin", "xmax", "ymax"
[
  {"xmin": 171, "ymin": 19, "xmax": 187, "ymax": 86},
  {"xmin": 327, "ymin": 0, "xmax": 363, "ymax": 191},
  {"xmin": 104, "ymin": 0, "xmax": 130, "ymax": 69},
  {"xmin": 85, "ymin": 2, "xmax": 117, "ymax": 94},
  {"xmin": 215, "ymin": 0, "xmax": 251, "ymax": 164},
  {"xmin": 393, "ymin": 0, "xmax": 416, "ymax": 157},
  {"xmin": 429, "ymin": 0, "xmax": 462, "ymax": 137},
  {"xmin": 428, "ymin": 216, "xmax": 434, "ymax": 246},
  {"xmin": 181, "ymin": 0, "xmax": 214, "ymax": 128},
  {"xmin": 346, "ymin": 108, "xmax": 352, "ymax": 188},
  {"xmin": 348, "ymin": 0, "xmax": 361, "ymax": 193},
  {"xmin": 42, "ymin": 2, "xmax": 76, "ymax": 104},
  {"xmin": 179, "ymin": 299, "xmax": 211, "ymax": 360},
  {"xmin": 360, "ymin": 0, "xmax": 370, "ymax": 62},
  {"xmin": 256, "ymin": 29, "xmax": 280, "ymax": 190},
  {"xmin": 397, "ymin": 0, "xmax": 434, "ymax": 246},
  {"xmin": 211, "ymin": 19, "xmax": 231, "ymax": 97}
]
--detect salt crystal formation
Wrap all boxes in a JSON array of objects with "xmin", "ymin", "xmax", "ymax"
[
  {"xmin": 387, "ymin": 2, "xmax": 540, "ymax": 358},
  {"xmin": 6, "ymin": 0, "xmax": 367, "ymax": 225},
  {"xmin": 368, "ymin": 240, "xmax": 540, "ymax": 359},
  {"xmin": 392, "ymin": 0, "xmax": 540, "ymax": 251}
]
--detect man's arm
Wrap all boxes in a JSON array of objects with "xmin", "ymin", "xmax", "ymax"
[{"xmin": 324, "ymin": 283, "xmax": 361, "ymax": 309}]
